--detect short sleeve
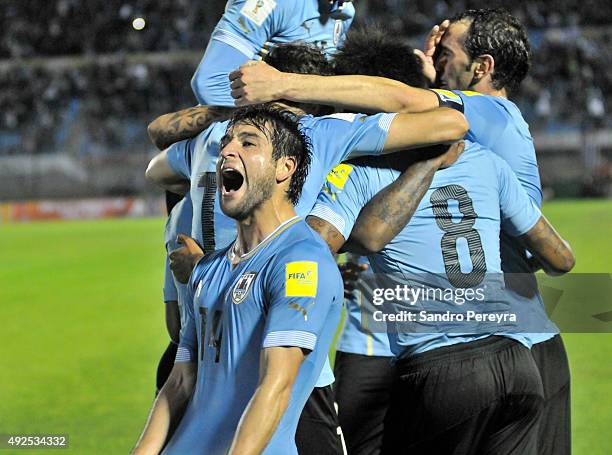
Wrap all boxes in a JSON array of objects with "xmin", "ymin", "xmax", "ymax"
[
  {"xmin": 166, "ymin": 139, "xmax": 195, "ymax": 179},
  {"xmin": 496, "ymin": 157, "xmax": 542, "ymax": 237},
  {"xmin": 175, "ymin": 276, "xmax": 198, "ymax": 363},
  {"xmin": 430, "ymin": 89, "xmax": 465, "ymax": 113},
  {"xmin": 309, "ymin": 164, "xmax": 374, "ymax": 240},
  {"xmin": 307, "ymin": 113, "xmax": 397, "ymax": 169},
  {"xmin": 212, "ymin": 0, "xmax": 296, "ymax": 59},
  {"xmin": 262, "ymin": 244, "xmax": 343, "ymax": 351},
  {"xmin": 191, "ymin": 40, "xmax": 253, "ymax": 106}
]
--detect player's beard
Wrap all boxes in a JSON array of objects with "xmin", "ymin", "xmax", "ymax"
[{"xmin": 222, "ymin": 170, "xmax": 275, "ymax": 221}]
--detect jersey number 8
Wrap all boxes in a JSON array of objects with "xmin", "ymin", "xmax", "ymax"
[{"xmin": 430, "ymin": 184, "xmax": 487, "ymax": 288}]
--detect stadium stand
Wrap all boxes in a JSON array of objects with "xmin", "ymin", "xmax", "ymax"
[{"xmin": 1, "ymin": 1, "xmax": 610, "ymax": 199}]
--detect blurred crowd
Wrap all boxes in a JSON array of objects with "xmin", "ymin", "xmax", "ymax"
[
  {"xmin": 359, "ymin": 0, "xmax": 612, "ymax": 35},
  {"xmin": 0, "ymin": 0, "xmax": 225, "ymax": 58},
  {"xmin": 3, "ymin": 0, "xmax": 611, "ymax": 58},
  {"xmin": 0, "ymin": 59, "xmax": 193, "ymax": 155},
  {"xmin": 1, "ymin": 0, "xmax": 611, "ymax": 157}
]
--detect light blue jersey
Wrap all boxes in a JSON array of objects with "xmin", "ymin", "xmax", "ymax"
[
  {"xmin": 336, "ymin": 254, "xmax": 393, "ymax": 357},
  {"xmin": 165, "ymin": 217, "xmax": 343, "ymax": 455},
  {"xmin": 192, "ymin": 0, "xmax": 355, "ymax": 105},
  {"xmin": 165, "ymin": 112, "xmax": 394, "ymax": 381},
  {"xmin": 432, "ymin": 89, "xmax": 559, "ymax": 341},
  {"xmin": 163, "ymin": 195, "xmax": 194, "ymax": 329},
  {"xmin": 311, "ymin": 141, "xmax": 543, "ymax": 357}
]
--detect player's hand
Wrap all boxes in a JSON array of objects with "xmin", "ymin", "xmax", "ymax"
[
  {"xmin": 338, "ymin": 261, "xmax": 368, "ymax": 299},
  {"xmin": 419, "ymin": 19, "xmax": 450, "ymax": 84},
  {"xmin": 229, "ymin": 61, "xmax": 285, "ymax": 106},
  {"xmin": 435, "ymin": 140, "xmax": 465, "ymax": 169},
  {"xmin": 414, "ymin": 49, "xmax": 437, "ymax": 86},
  {"xmin": 169, "ymin": 234, "xmax": 205, "ymax": 284},
  {"xmin": 424, "ymin": 19, "xmax": 450, "ymax": 58}
]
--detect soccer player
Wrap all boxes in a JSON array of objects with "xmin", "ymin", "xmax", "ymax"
[
  {"xmin": 157, "ymin": 195, "xmax": 193, "ymax": 392},
  {"xmin": 192, "ymin": 0, "xmax": 355, "ymax": 105},
  {"xmin": 230, "ymin": 16, "xmax": 571, "ymax": 453},
  {"xmin": 146, "ymin": 42, "xmax": 466, "ymax": 453},
  {"xmin": 322, "ymin": 30, "xmax": 431, "ymax": 455},
  {"xmin": 307, "ymin": 137, "xmax": 574, "ymax": 453},
  {"xmin": 133, "ymin": 104, "xmax": 344, "ymax": 455}
]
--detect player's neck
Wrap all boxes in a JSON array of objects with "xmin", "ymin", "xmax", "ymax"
[
  {"xmin": 234, "ymin": 200, "xmax": 297, "ymax": 258},
  {"xmin": 470, "ymin": 79, "xmax": 507, "ymax": 98}
]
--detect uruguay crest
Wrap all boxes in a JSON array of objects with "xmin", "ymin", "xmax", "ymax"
[{"xmin": 232, "ymin": 272, "xmax": 258, "ymax": 304}]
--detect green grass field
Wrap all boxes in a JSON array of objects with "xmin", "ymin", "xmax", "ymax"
[{"xmin": 0, "ymin": 200, "xmax": 610, "ymax": 454}]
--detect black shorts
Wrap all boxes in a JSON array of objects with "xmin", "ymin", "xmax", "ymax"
[
  {"xmin": 531, "ymin": 334, "xmax": 571, "ymax": 455},
  {"xmin": 156, "ymin": 341, "xmax": 178, "ymax": 393},
  {"xmin": 382, "ymin": 336, "xmax": 544, "ymax": 455},
  {"xmin": 334, "ymin": 351, "xmax": 395, "ymax": 455},
  {"xmin": 296, "ymin": 385, "xmax": 344, "ymax": 455}
]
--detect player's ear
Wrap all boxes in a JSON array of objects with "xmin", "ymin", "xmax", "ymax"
[
  {"xmin": 474, "ymin": 54, "xmax": 495, "ymax": 80},
  {"xmin": 276, "ymin": 156, "xmax": 297, "ymax": 184}
]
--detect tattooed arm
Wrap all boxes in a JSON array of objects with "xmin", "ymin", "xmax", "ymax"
[
  {"xmin": 147, "ymin": 106, "xmax": 234, "ymax": 150},
  {"xmin": 306, "ymin": 215, "xmax": 347, "ymax": 254},
  {"xmin": 347, "ymin": 142, "xmax": 465, "ymax": 254},
  {"xmin": 520, "ymin": 217, "xmax": 575, "ymax": 275}
]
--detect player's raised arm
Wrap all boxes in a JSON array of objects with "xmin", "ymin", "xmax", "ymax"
[
  {"xmin": 147, "ymin": 106, "xmax": 234, "ymax": 150},
  {"xmin": 349, "ymin": 142, "xmax": 465, "ymax": 253},
  {"xmin": 382, "ymin": 108, "xmax": 467, "ymax": 153},
  {"xmin": 228, "ymin": 346, "xmax": 305, "ymax": 455},
  {"xmin": 230, "ymin": 61, "xmax": 437, "ymax": 113}
]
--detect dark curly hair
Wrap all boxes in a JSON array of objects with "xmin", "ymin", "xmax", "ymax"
[
  {"xmin": 450, "ymin": 9, "xmax": 531, "ymax": 93},
  {"xmin": 263, "ymin": 42, "xmax": 334, "ymax": 76},
  {"xmin": 226, "ymin": 104, "xmax": 312, "ymax": 205},
  {"xmin": 333, "ymin": 26, "xmax": 429, "ymax": 88}
]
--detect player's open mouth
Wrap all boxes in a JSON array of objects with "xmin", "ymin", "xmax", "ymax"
[{"xmin": 221, "ymin": 167, "xmax": 244, "ymax": 194}]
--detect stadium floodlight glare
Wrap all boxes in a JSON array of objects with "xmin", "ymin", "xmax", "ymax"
[{"xmin": 132, "ymin": 17, "xmax": 146, "ymax": 31}]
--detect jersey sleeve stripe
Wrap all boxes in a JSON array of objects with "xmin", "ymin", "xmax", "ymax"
[
  {"xmin": 309, "ymin": 204, "xmax": 346, "ymax": 238},
  {"xmin": 263, "ymin": 330, "xmax": 317, "ymax": 350},
  {"xmin": 175, "ymin": 346, "xmax": 195, "ymax": 363},
  {"xmin": 211, "ymin": 29, "xmax": 257, "ymax": 59},
  {"xmin": 377, "ymin": 113, "xmax": 397, "ymax": 133}
]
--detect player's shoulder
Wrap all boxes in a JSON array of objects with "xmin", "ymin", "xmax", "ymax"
[
  {"xmin": 191, "ymin": 120, "xmax": 229, "ymax": 159},
  {"xmin": 303, "ymin": 112, "xmax": 371, "ymax": 128},
  {"xmin": 454, "ymin": 139, "xmax": 502, "ymax": 172},
  {"xmin": 276, "ymin": 220, "xmax": 337, "ymax": 264},
  {"xmin": 192, "ymin": 246, "xmax": 230, "ymax": 279},
  {"xmin": 458, "ymin": 91, "xmax": 527, "ymax": 123},
  {"xmin": 197, "ymin": 120, "xmax": 228, "ymax": 142}
]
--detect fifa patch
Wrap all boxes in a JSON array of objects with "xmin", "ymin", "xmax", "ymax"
[
  {"xmin": 326, "ymin": 163, "xmax": 353, "ymax": 190},
  {"xmin": 285, "ymin": 262, "xmax": 318, "ymax": 297},
  {"xmin": 240, "ymin": 0, "xmax": 276, "ymax": 27},
  {"xmin": 232, "ymin": 271, "xmax": 258, "ymax": 304}
]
